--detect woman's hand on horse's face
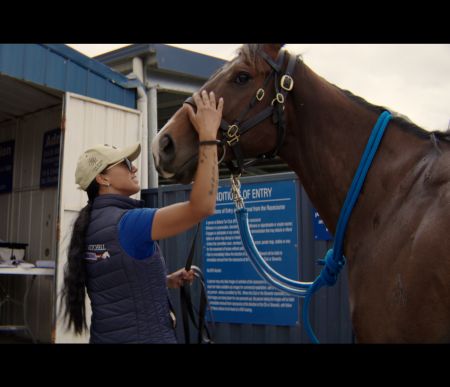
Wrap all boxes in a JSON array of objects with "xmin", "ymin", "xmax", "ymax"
[{"xmin": 187, "ymin": 90, "xmax": 224, "ymax": 142}]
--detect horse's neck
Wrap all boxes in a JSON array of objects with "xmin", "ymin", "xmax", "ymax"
[{"xmin": 280, "ymin": 61, "xmax": 423, "ymax": 234}]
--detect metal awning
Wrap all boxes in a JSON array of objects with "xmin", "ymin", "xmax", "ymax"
[{"xmin": 0, "ymin": 44, "xmax": 136, "ymax": 113}]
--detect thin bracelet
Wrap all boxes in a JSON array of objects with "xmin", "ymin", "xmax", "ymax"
[{"xmin": 199, "ymin": 140, "xmax": 221, "ymax": 146}]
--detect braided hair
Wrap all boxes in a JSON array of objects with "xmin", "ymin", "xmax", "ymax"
[{"xmin": 61, "ymin": 180, "xmax": 99, "ymax": 334}]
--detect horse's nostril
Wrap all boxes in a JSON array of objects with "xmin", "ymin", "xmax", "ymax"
[{"xmin": 160, "ymin": 134, "xmax": 175, "ymax": 162}]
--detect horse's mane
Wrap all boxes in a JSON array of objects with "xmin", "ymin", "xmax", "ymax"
[{"xmin": 338, "ymin": 88, "xmax": 450, "ymax": 142}]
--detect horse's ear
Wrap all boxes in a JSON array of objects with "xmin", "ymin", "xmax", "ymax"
[{"xmin": 261, "ymin": 44, "xmax": 285, "ymax": 60}]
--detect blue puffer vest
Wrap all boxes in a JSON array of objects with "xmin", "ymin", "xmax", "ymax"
[{"xmin": 84, "ymin": 194, "xmax": 177, "ymax": 344}]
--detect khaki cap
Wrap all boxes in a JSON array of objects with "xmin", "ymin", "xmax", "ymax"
[{"xmin": 75, "ymin": 143, "xmax": 141, "ymax": 190}]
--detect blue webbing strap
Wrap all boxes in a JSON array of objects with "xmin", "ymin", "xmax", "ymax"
[{"xmin": 302, "ymin": 111, "xmax": 392, "ymax": 343}]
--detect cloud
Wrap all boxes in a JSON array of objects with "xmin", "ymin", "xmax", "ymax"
[{"xmin": 67, "ymin": 44, "xmax": 132, "ymax": 57}]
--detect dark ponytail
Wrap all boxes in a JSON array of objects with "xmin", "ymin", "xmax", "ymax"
[{"xmin": 61, "ymin": 180, "xmax": 99, "ymax": 334}]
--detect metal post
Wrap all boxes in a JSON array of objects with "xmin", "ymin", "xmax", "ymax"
[
  {"xmin": 147, "ymin": 85, "xmax": 159, "ymax": 188},
  {"xmin": 132, "ymin": 57, "xmax": 148, "ymax": 190}
]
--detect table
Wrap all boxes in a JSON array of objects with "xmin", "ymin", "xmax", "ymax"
[{"xmin": 0, "ymin": 265, "xmax": 55, "ymax": 343}]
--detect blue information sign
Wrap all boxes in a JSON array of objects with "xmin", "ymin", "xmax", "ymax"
[
  {"xmin": 312, "ymin": 208, "xmax": 333, "ymax": 240},
  {"xmin": 202, "ymin": 179, "xmax": 300, "ymax": 326},
  {"xmin": 40, "ymin": 128, "xmax": 61, "ymax": 188},
  {"xmin": 0, "ymin": 140, "xmax": 15, "ymax": 194}
]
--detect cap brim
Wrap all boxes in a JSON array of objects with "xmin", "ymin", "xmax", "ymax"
[{"xmin": 117, "ymin": 142, "xmax": 141, "ymax": 163}]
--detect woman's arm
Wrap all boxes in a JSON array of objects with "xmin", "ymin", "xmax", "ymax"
[{"xmin": 151, "ymin": 90, "xmax": 223, "ymax": 241}]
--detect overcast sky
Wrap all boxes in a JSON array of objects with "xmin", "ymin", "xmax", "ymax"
[{"xmin": 68, "ymin": 44, "xmax": 450, "ymax": 132}]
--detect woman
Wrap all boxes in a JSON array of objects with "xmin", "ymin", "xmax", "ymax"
[{"xmin": 62, "ymin": 90, "xmax": 223, "ymax": 343}]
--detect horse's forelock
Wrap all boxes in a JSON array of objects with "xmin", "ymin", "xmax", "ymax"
[{"xmin": 235, "ymin": 44, "xmax": 266, "ymax": 73}]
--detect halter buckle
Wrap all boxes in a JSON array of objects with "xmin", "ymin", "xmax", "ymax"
[
  {"xmin": 280, "ymin": 75, "xmax": 294, "ymax": 91},
  {"xmin": 227, "ymin": 124, "xmax": 240, "ymax": 146},
  {"xmin": 271, "ymin": 93, "xmax": 285, "ymax": 106},
  {"xmin": 256, "ymin": 88, "xmax": 265, "ymax": 101}
]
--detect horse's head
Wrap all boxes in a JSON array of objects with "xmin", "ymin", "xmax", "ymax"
[{"xmin": 152, "ymin": 44, "xmax": 294, "ymax": 184}]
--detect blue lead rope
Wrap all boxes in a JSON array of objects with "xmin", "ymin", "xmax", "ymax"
[
  {"xmin": 233, "ymin": 111, "xmax": 392, "ymax": 343},
  {"xmin": 302, "ymin": 110, "xmax": 392, "ymax": 343}
]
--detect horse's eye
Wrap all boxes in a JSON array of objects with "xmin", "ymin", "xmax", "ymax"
[{"xmin": 235, "ymin": 72, "xmax": 251, "ymax": 85}]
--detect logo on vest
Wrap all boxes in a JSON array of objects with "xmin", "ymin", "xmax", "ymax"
[{"xmin": 85, "ymin": 244, "xmax": 111, "ymax": 262}]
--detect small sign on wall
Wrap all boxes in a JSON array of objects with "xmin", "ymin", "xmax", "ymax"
[
  {"xmin": 40, "ymin": 128, "xmax": 61, "ymax": 188},
  {"xmin": 203, "ymin": 179, "xmax": 300, "ymax": 326},
  {"xmin": 0, "ymin": 140, "xmax": 15, "ymax": 194},
  {"xmin": 312, "ymin": 208, "xmax": 333, "ymax": 240}
]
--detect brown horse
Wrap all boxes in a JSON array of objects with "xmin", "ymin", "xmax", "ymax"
[{"xmin": 151, "ymin": 44, "xmax": 450, "ymax": 343}]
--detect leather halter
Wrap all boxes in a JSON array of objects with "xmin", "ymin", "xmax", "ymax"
[{"xmin": 184, "ymin": 49, "xmax": 298, "ymax": 175}]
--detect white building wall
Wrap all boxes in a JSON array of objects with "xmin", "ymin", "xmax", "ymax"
[{"xmin": 54, "ymin": 93, "xmax": 141, "ymax": 343}]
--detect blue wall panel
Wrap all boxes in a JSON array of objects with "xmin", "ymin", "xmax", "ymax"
[
  {"xmin": 106, "ymin": 82, "xmax": 125, "ymax": 106},
  {"xmin": 124, "ymin": 90, "xmax": 136, "ymax": 109},
  {"xmin": 87, "ymin": 71, "xmax": 107, "ymax": 101},
  {"xmin": 44, "ymin": 50, "xmax": 67, "ymax": 91},
  {"xmin": 66, "ymin": 61, "xmax": 87, "ymax": 95},
  {"xmin": 0, "ymin": 44, "xmax": 24, "ymax": 79},
  {"xmin": 23, "ymin": 45, "xmax": 46, "ymax": 85}
]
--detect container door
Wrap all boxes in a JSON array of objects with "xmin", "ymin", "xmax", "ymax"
[{"xmin": 54, "ymin": 93, "xmax": 141, "ymax": 343}]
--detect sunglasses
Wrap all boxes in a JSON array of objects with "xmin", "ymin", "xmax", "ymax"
[{"xmin": 105, "ymin": 158, "xmax": 133, "ymax": 172}]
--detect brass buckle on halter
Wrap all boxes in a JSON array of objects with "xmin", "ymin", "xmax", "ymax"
[
  {"xmin": 280, "ymin": 75, "xmax": 294, "ymax": 91},
  {"xmin": 271, "ymin": 93, "xmax": 285, "ymax": 106},
  {"xmin": 227, "ymin": 124, "xmax": 240, "ymax": 146},
  {"xmin": 256, "ymin": 88, "xmax": 265, "ymax": 101}
]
